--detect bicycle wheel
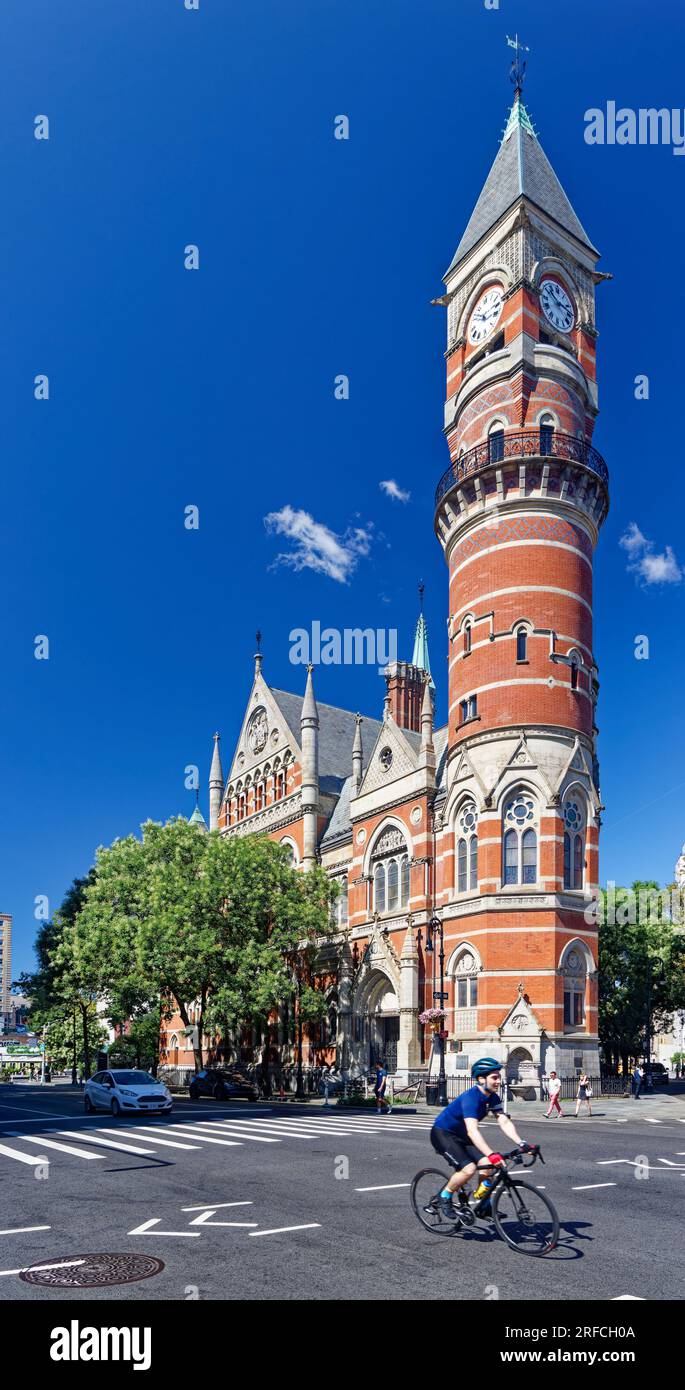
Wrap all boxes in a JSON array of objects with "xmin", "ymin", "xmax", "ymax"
[
  {"xmin": 410, "ymin": 1168, "xmax": 462, "ymax": 1237},
  {"xmin": 492, "ymin": 1179, "xmax": 559, "ymax": 1256}
]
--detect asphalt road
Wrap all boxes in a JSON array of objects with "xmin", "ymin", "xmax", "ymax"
[{"xmin": 0, "ymin": 1084, "xmax": 683, "ymax": 1301}]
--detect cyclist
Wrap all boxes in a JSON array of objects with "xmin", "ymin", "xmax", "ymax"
[{"xmin": 431, "ymin": 1057, "xmax": 535, "ymax": 1219}]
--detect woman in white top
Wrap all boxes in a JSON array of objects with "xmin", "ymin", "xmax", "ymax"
[{"xmin": 545, "ymin": 1071, "xmax": 563, "ymax": 1118}]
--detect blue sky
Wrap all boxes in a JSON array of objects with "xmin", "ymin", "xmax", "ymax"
[{"xmin": 2, "ymin": 0, "xmax": 684, "ymax": 977}]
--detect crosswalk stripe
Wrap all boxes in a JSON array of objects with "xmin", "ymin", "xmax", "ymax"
[
  {"xmin": 170, "ymin": 1121, "xmax": 315, "ymax": 1142},
  {"xmin": 161, "ymin": 1126, "xmax": 242, "ymax": 1147},
  {"xmin": 179, "ymin": 1123, "xmax": 280, "ymax": 1144},
  {"xmin": 117, "ymin": 1128, "xmax": 202, "ymax": 1150},
  {"xmin": 0, "ymin": 1140, "xmax": 47, "ymax": 1166},
  {"xmin": 56, "ymin": 1130, "xmax": 157, "ymax": 1156},
  {"xmin": 5, "ymin": 1133, "xmax": 102, "ymax": 1160},
  {"xmin": 207, "ymin": 1120, "xmax": 350, "ymax": 1138}
]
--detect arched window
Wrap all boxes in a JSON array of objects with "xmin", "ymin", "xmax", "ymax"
[
  {"xmin": 275, "ymin": 771, "xmax": 285, "ymax": 800},
  {"xmin": 256, "ymin": 782, "xmax": 264, "ymax": 812},
  {"xmin": 503, "ymin": 791, "xmax": 538, "ymax": 886},
  {"xmin": 455, "ymin": 800, "xmax": 478, "ymax": 893},
  {"xmin": 464, "ymin": 622, "xmax": 472, "ymax": 655},
  {"xmin": 539, "ymin": 413, "xmax": 555, "ymax": 456},
  {"xmin": 563, "ymin": 800, "xmax": 586, "ymax": 889},
  {"xmin": 516, "ymin": 627, "xmax": 528, "ymax": 662},
  {"xmin": 401, "ymin": 855, "xmax": 410, "ymax": 905},
  {"xmin": 452, "ymin": 947, "xmax": 479, "ymax": 1019},
  {"xmin": 488, "ymin": 421, "xmax": 505, "ymax": 463},
  {"xmin": 387, "ymin": 859, "xmax": 399, "ymax": 911},
  {"xmin": 238, "ymin": 793, "xmax": 246, "ymax": 821},
  {"xmin": 371, "ymin": 826, "xmax": 411, "ymax": 914},
  {"xmin": 561, "ymin": 945, "xmax": 587, "ymax": 1030},
  {"xmin": 333, "ymin": 875, "xmax": 348, "ymax": 927}
]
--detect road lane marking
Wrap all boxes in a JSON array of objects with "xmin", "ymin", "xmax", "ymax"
[
  {"xmin": 0, "ymin": 1141, "xmax": 48, "ymax": 1167},
  {"xmin": 188, "ymin": 1211, "xmax": 258, "ymax": 1228},
  {"xmin": 128, "ymin": 1218, "xmax": 200, "ymax": 1238},
  {"xmin": 644, "ymin": 1118, "xmax": 662, "ymax": 1124},
  {"xmin": 182, "ymin": 1202, "xmax": 254, "ymax": 1212},
  {"xmin": 355, "ymin": 1182, "xmax": 412, "ymax": 1192},
  {"xmin": 182, "ymin": 1120, "xmax": 319, "ymax": 1140},
  {"xmin": 249, "ymin": 1224, "xmax": 321, "ymax": 1237},
  {"xmin": 5, "ymin": 1133, "xmax": 103, "ymax": 1160},
  {"xmin": 0, "ymin": 1226, "xmax": 51, "ymax": 1235},
  {"xmin": 56, "ymin": 1130, "xmax": 157, "ymax": 1155},
  {"xmin": 0, "ymin": 1259, "xmax": 85, "ymax": 1277},
  {"xmin": 572, "ymin": 1182, "xmax": 617, "ymax": 1190}
]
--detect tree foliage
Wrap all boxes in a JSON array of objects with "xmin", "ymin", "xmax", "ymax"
[{"xmin": 598, "ymin": 880, "xmax": 685, "ymax": 1069}]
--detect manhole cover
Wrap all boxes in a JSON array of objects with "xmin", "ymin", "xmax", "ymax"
[{"xmin": 19, "ymin": 1253, "xmax": 165, "ymax": 1288}]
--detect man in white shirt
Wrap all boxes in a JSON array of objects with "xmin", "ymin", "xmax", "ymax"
[{"xmin": 545, "ymin": 1071, "xmax": 563, "ymax": 1118}]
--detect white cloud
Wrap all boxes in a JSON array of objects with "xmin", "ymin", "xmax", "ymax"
[
  {"xmin": 619, "ymin": 521, "xmax": 682, "ymax": 586},
  {"xmin": 264, "ymin": 505, "xmax": 372, "ymax": 584},
  {"xmin": 380, "ymin": 479, "xmax": 411, "ymax": 503}
]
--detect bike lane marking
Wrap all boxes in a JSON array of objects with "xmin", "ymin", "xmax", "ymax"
[
  {"xmin": 128, "ymin": 1218, "xmax": 200, "ymax": 1238},
  {"xmin": 572, "ymin": 1182, "xmax": 616, "ymax": 1190},
  {"xmin": 249, "ymin": 1224, "xmax": 321, "ymax": 1237},
  {"xmin": 0, "ymin": 1226, "xmax": 51, "ymax": 1235},
  {"xmin": 355, "ymin": 1183, "xmax": 411, "ymax": 1192}
]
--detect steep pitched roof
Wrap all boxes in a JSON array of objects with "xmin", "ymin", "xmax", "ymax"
[
  {"xmin": 446, "ymin": 95, "xmax": 598, "ymax": 276},
  {"xmin": 270, "ymin": 689, "xmax": 383, "ymax": 781}
]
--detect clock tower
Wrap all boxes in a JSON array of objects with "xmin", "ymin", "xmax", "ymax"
[{"xmin": 434, "ymin": 69, "xmax": 609, "ymax": 1077}]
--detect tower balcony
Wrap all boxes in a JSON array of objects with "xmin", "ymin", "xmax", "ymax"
[{"xmin": 434, "ymin": 429, "xmax": 609, "ymax": 552}]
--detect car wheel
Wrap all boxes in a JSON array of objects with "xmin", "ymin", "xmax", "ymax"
[
  {"xmin": 213, "ymin": 1085, "xmax": 224, "ymax": 1102},
  {"xmin": 84, "ymin": 1095, "xmax": 94, "ymax": 1114},
  {"xmin": 189, "ymin": 1086, "xmax": 198, "ymax": 1101},
  {"xmin": 110, "ymin": 1098, "xmax": 121, "ymax": 1117}
]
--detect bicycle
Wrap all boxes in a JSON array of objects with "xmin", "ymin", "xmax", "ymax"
[{"xmin": 410, "ymin": 1146, "xmax": 559, "ymax": 1256}]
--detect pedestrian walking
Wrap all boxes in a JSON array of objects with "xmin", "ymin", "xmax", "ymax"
[
  {"xmin": 374, "ymin": 1061, "xmax": 391, "ymax": 1114},
  {"xmin": 545, "ymin": 1070, "xmax": 563, "ymax": 1118},
  {"xmin": 633, "ymin": 1063, "xmax": 643, "ymax": 1099},
  {"xmin": 574, "ymin": 1072, "xmax": 592, "ymax": 1116}
]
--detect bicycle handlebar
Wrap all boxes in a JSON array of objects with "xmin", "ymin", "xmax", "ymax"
[{"xmin": 498, "ymin": 1145, "xmax": 544, "ymax": 1168}]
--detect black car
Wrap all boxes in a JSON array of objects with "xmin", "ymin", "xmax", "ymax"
[
  {"xmin": 189, "ymin": 1067, "xmax": 260, "ymax": 1102},
  {"xmin": 642, "ymin": 1062, "xmax": 669, "ymax": 1086}
]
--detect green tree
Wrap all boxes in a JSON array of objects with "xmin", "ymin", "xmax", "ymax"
[
  {"xmin": 598, "ymin": 880, "xmax": 685, "ymax": 1072},
  {"xmin": 75, "ymin": 818, "xmax": 337, "ymax": 1073}
]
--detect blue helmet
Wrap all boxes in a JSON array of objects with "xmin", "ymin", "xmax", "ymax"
[{"xmin": 471, "ymin": 1057, "xmax": 502, "ymax": 1079}]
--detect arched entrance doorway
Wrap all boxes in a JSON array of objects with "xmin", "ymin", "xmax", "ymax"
[{"xmin": 356, "ymin": 971, "xmax": 400, "ymax": 1073}]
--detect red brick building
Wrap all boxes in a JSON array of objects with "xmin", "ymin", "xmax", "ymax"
[{"xmin": 162, "ymin": 85, "xmax": 607, "ymax": 1085}]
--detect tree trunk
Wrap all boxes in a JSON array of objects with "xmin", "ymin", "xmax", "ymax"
[{"xmin": 81, "ymin": 1003, "xmax": 91, "ymax": 1080}]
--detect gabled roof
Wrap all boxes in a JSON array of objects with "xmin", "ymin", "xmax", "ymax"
[
  {"xmin": 270, "ymin": 689, "xmax": 383, "ymax": 782},
  {"xmin": 446, "ymin": 95, "xmax": 598, "ymax": 276}
]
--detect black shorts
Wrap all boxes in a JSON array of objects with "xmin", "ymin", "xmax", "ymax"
[{"xmin": 431, "ymin": 1125, "xmax": 482, "ymax": 1171}]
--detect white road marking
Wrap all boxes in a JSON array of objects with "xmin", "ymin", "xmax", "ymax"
[
  {"xmin": 186, "ymin": 1119, "xmax": 319, "ymax": 1140},
  {"xmin": 656, "ymin": 1158, "xmax": 685, "ymax": 1168},
  {"xmin": 0, "ymin": 1259, "xmax": 85, "ymax": 1277},
  {"xmin": 249, "ymin": 1224, "xmax": 321, "ymax": 1237},
  {"xmin": 182, "ymin": 1122, "xmax": 280, "ymax": 1144},
  {"xmin": 188, "ymin": 1211, "xmax": 258, "ymax": 1228},
  {"xmin": 0, "ymin": 1141, "xmax": 48, "ymax": 1167},
  {"xmin": 644, "ymin": 1118, "xmax": 662, "ymax": 1124},
  {"xmin": 5, "ymin": 1134, "xmax": 102, "ymax": 1160},
  {"xmin": 0, "ymin": 1226, "xmax": 51, "ymax": 1235},
  {"xmin": 56, "ymin": 1130, "xmax": 156, "ymax": 1156},
  {"xmin": 572, "ymin": 1182, "xmax": 617, "ymax": 1190},
  {"xmin": 161, "ymin": 1126, "xmax": 242, "ymax": 1147},
  {"xmin": 182, "ymin": 1202, "xmax": 254, "ymax": 1212},
  {"xmin": 355, "ymin": 1182, "xmax": 412, "ymax": 1192},
  {"xmin": 120, "ymin": 1128, "xmax": 201, "ymax": 1150},
  {"xmin": 128, "ymin": 1218, "xmax": 200, "ymax": 1238},
  {"xmin": 0, "ymin": 1102, "xmax": 73, "ymax": 1118}
]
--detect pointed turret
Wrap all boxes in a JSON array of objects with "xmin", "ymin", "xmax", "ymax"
[
  {"xmin": 209, "ymin": 732, "xmax": 224, "ymax": 831},
  {"xmin": 418, "ymin": 678, "xmax": 436, "ymax": 781},
  {"xmin": 446, "ymin": 90, "xmax": 598, "ymax": 278},
  {"xmin": 351, "ymin": 715, "xmax": 363, "ymax": 796},
  {"xmin": 189, "ymin": 802, "xmax": 208, "ymax": 833},
  {"xmin": 300, "ymin": 665, "xmax": 319, "ymax": 869}
]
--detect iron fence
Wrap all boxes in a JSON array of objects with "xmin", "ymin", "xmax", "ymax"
[{"xmin": 435, "ymin": 428, "xmax": 609, "ymax": 508}]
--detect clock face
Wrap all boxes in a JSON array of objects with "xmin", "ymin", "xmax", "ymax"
[
  {"xmin": 468, "ymin": 286, "xmax": 503, "ymax": 345},
  {"xmin": 540, "ymin": 279, "xmax": 575, "ymax": 333}
]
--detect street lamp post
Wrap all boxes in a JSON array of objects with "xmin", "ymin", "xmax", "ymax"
[{"xmin": 426, "ymin": 915, "xmax": 448, "ymax": 1107}]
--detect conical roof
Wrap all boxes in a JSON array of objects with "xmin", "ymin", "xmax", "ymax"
[
  {"xmin": 189, "ymin": 804, "xmax": 208, "ymax": 831},
  {"xmin": 446, "ymin": 94, "xmax": 598, "ymax": 276},
  {"xmin": 411, "ymin": 612, "xmax": 433, "ymax": 686}
]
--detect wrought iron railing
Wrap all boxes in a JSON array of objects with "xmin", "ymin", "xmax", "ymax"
[{"xmin": 435, "ymin": 429, "xmax": 609, "ymax": 508}]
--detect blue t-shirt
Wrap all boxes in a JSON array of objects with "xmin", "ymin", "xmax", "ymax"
[
  {"xmin": 374, "ymin": 1068, "xmax": 387, "ymax": 1094},
  {"xmin": 433, "ymin": 1084, "xmax": 503, "ymax": 1139}
]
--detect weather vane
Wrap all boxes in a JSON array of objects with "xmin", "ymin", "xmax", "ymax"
[{"xmin": 506, "ymin": 34, "xmax": 529, "ymax": 94}]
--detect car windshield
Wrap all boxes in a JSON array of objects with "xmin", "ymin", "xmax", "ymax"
[{"xmin": 110, "ymin": 1071, "xmax": 158, "ymax": 1087}]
